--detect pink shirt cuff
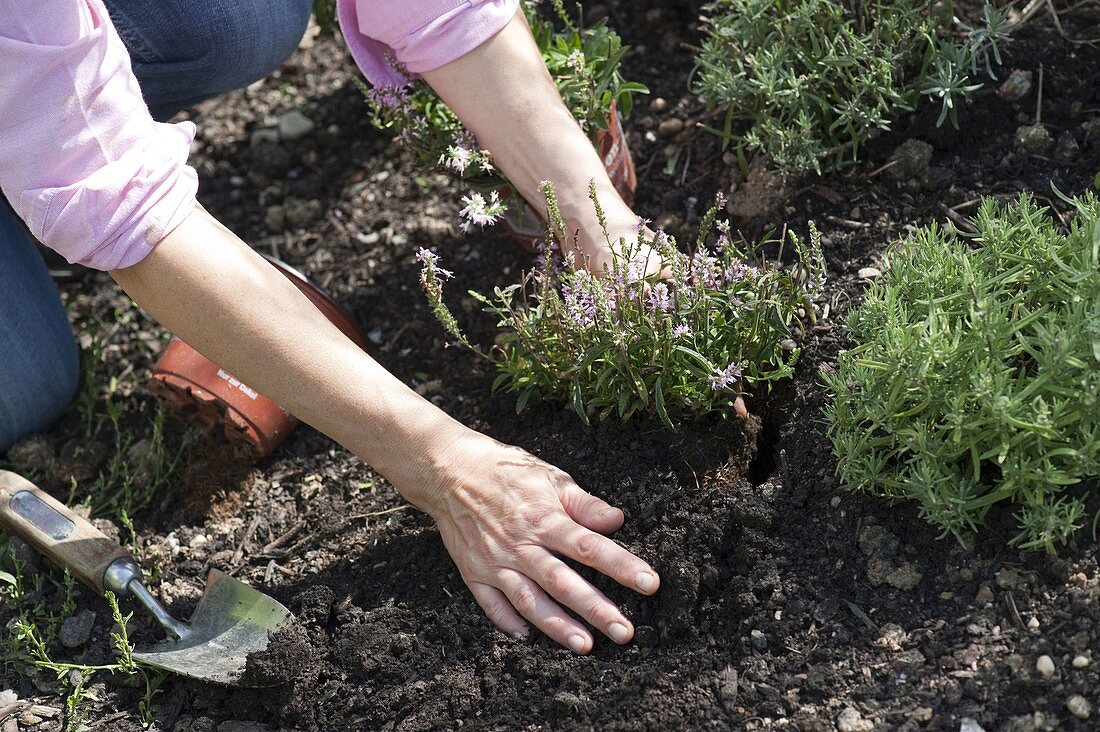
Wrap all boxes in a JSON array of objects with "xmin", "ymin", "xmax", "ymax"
[
  {"xmin": 0, "ymin": 0, "xmax": 197, "ymax": 271},
  {"xmin": 339, "ymin": 0, "xmax": 519, "ymax": 87}
]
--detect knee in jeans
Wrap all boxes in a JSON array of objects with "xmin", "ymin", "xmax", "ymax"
[
  {"xmin": 197, "ymin": 0, "xmax": 313, "ymax": 90},
  {"xmin": 0, "ymin": 339, "xmax": 80, "ymax": 452}
]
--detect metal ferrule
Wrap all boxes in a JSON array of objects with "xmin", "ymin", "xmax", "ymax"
[{"xmin": 102, "ymin": 558, "xmax": 192, "ymax": 642}]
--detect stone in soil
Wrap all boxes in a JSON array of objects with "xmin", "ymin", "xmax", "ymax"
[
  {"xmin": 1066, "ymin": 695, "xmax": 1091, "ymax": 720},
  {"xmin": 59, "ymin": 609, "xmax": 96, "ymax": 648},
  {"xmin": 1014, "ymin": 123, "xmax": 1053, "ymax": 156},
  {"xmin": 1035, "ymin": 654, "xmax": 1056, "ymax": 678},
  {"xmin": 836, "ymin": 706, "xmax": 873, "ymax": 732},
  {"xmin": 276, "ymin": 110, "xmax": 314, "ymax": 142},
  {"xmin": 887, "ymin": 138, "xmax": 933, "ymax": 182}
]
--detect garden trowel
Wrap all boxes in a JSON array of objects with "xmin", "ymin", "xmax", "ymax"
[{"xmin": 0, "ymin": 470, "xmax": 292, "ymax": 685}]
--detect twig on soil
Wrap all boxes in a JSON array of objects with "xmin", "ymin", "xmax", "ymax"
[
  {"xmin": 1043, "ymin": 0, "xmax": 1100, "ymax": 45},
  {"xmin": 843, "ymin": 600, "xmax": 880, "ymax": 632},
  {"xmin": 823, "ymin": 214, "xmax": 870, "ymax": 230},
  {"xmin": 348, "ymin": 504, "xmax": 413, "ymax": 520},
  {"xmin": 949, "ymin": 198, "xmax": 982, "ymax": 212},
  {"xmin": 229, "ymin": 514, "xmax": 263, "ymax": 571},
  {"xmin": 1004, "ymin": 591, "xmax": 1026, "ymax": 630},
  {"xmin": 938, "ymin": 203, "xmax": 980, "ymax": 234},
  {"xmin": 261, "ymin": 520, "xmax": 306, "ymax": 554},
  {"xmin": 861, "ymin": 159, "xmax": 899, "ymax": 182}
]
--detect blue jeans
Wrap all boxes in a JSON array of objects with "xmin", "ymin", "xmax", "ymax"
[{"xmin": 0, "ymin": 0, "xmax": 311, "ymax": 451}]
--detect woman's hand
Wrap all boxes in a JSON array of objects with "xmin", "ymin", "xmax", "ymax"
[{"xmin": 402, "ymin": 425, "xmax": 660, "ymax": 654}]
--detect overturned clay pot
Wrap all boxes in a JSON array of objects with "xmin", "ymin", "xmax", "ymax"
[{"xmin": 148, "ymin": 254, "xmax": 368, "ymax": 460}]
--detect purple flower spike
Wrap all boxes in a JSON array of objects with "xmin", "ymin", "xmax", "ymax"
[{"xmin": 708, "ymin": 361, "xmax": 745, "ymax": 391}]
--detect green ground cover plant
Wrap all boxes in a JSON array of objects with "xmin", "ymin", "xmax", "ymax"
[
  {"xmin": 363, "ymin": 0, "xmax": 647, "ymax": 232},
  {"xmin": 692, "ymin": 0, "xmax": 1012, "ymax": 178},
  {"xmin": 420, "ymin": 183, "xmax": 825, "ymax": 428},
  {"xmin": 824, "ymin": 193, "xmax": 1100, "ymax": 552}
]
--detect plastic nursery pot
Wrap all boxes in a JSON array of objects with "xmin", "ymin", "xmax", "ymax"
[
  {"xmin": 500, "ymin": 102, "xmax": 638, "ymax": 251},
  {"xmin": 148, "ymin": 254, "xmax": 368, "ymax": 460}
]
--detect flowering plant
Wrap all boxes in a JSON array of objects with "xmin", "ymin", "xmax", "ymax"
[
  {"xmin": 824, "ymin": 193, "xmax": 1100, "ymax": 552},
  {"xmin": 363, "ymin": 0, "xmax": 647, "ymax": 232},
  {"xmin": 419, "ymin": 183, "xmax": 825, "ymax": 428}
]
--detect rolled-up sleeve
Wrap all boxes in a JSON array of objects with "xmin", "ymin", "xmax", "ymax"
[
  {"xmin": 339, "ymin": 0, "xmax": 519, "ymax": 87},
  {"xmin": 0, "ymin": 0, "xmax": 198, "ymax": 271}
]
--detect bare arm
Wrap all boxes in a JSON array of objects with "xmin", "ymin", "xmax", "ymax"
[
  {"xmin": 111, "ymin": 206, "xmax": 660, "ymax": 653},
  {"xmin": 422, "ymin": 11, "xmax": 655, "ymax": 274}
]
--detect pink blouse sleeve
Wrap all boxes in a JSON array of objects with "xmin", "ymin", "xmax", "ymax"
[
  {"xmin": 0, "ymin": 0, "xmax": 198, "ymax": 271},
  {"xmin": 339, "ymin": 0, "xmax": 520, "ymax": 87}
]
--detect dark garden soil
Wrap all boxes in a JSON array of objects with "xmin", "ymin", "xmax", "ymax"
[{"xmin": 3, "ymin": 2, "xmax": 1099, "ymax": 730}]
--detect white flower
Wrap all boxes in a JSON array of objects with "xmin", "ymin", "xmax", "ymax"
[
  {"xmin": 439, "ymin": 144, "xmax": 474, "ymax": 174},
  {"xmin": 567, "ymin": 49, "xmax": 586, "ymax": 74},
  {"xmin": 458, "ymin": 191, "xmax": 506, "ymax": 233}
]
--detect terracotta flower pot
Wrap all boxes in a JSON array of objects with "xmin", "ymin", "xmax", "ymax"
[
  {"xmin": 148, "ymin": 254, "xmax": 367, "ymax": 460},
  {"xmin": 500, "ymin": 103, "xmax": 637, "ymax": 250}
]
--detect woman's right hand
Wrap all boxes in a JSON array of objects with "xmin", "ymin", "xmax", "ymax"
[{"xmin": 400, "ymin": 424, "xmax": 660, "ymax": 654}]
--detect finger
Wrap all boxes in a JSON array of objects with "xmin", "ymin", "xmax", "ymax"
[
  {"xmin": 498, "ymin": 569, "xmax": 593, "ymax": 654},
  {"xmin": 532, "ymin": 553, "xmax": 635, "ymax": 644},
  {"xmin": 560, "ymin": 483, "xmax": 624, "ymax": 535},
  {"xmin": 469, "ymin": 581, "xmax": 529, "ymax": 639},
  {"xmin": 552, "ymin": 524, "xmax": 660, "ymax": 596},
  {"xmin": 734, "ymin": 395, "xmax": 748, "ymax": 417}
]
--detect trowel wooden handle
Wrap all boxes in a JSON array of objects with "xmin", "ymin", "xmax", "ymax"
[{"xmin": 0, "ymin": 470, "xmax": 131, "ymax": 594}]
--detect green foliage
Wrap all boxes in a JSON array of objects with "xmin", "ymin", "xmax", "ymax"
[
  {"xmin": 364, "ymin": 0, "xmax": 647, "ymax": 189},
  {"xmin": 824, "ymin": 193, "xmax": 1100, "ymax": 552},
  {"xmin": 692, "ymin": 0, "xmax": 1012, "ymax": 178},
  {"xmin": 419, "ymin": 184, "xmax": 823, "ymax": 428},
  {"xmin": 312, "ymin": 0, "xmax": 337, "ymax": 36}
]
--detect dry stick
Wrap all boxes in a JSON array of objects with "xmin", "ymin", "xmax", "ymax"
[
  {"xmin": 862, "ymin": 158, "xmax": 899, "ymax": 181},
  {"xmin": 261, "ymin": 520, "xmax": 305, "ymax": 554},
  {"xmin": 950, "ymin": 198, "xmax": 983, "ymax": 212},
  {"xmin": 939, "ymin": 202, "xmax": 980, "ymax": 234},
  {"xmin": 1045, "ymin": 0, "xmax": 1100, "ymax": 45},
  {"xmin": 1004, "ymin": 591, "xmax": 1026, "ymax": 630},
  {"xmin": 823, "ymin": 214, "xmax": 869, "ymax": 230},
  {"xmin": 348, "ymin": 504, "xmax": 413, "ymax": 520},
  {"xmin": 227, "ymin": 513, "xmax": 263, "ymax": 574}
]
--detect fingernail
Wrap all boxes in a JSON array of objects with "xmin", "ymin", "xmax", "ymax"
[
  {"xmin": 567, "ymin": 634, "xmax": 587, "ymax": 654},
  {"xmin": 608, "ymin": 622, "xmax": 631, "ymax": 644},
  {"xmin": 636, "ymin": 572, "xmax": 657, "ymax": 593}
]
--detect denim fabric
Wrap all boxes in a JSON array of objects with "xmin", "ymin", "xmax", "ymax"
[
  {"xmin": 0, "ymin": 0, "xmax": 311, "ymax": 449},
  {"xmin": 105, "ymin": 0, "xmax": 312, "ymax": 121},
  {"xmin": 0, "ymin": 200, "xmax": 81, "ymax": 451}
]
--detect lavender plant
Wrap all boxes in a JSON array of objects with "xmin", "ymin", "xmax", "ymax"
[
  {"xmin": 419, "ymin": 183, "xmax": 825, "ymax": 428},
  {"xmin": 692, "ymin": 0, "xmax": 1012, "ymax": 178},
  {"xmin": 824, "ymin": 193, "xmax": 1100, "ymax": 552},
  {"xmin": 363, "ymin": 0, "xmax": 646, "ymax": 230}
]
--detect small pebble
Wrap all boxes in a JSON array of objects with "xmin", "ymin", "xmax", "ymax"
[
  {"xmin": 750, "ymin": 629, "xmax": 767, "ymax": 651},
  {"xmin": 249, "ymin": 128, "xmax": 280, "ymax": 147},
  {"xmin": 1066, "ymin": 694, "xmax": 1091, "ymax": 720},
  {"xmin": 836, "ymin": 707, "xmax": 873, "ymax": 732},
  {"xmin": 59, "ymin": 610, "xmax": 96, "ymax": 649},
  {"xmin": 858, "ymin": 267, "xmax": 882, "ymax": 280},
  {"xmin": 959, "ymin": 718, "xmax": 985, "ymax": 732},
  {"xmin": 1026, "ymin": 616, "xmax": 1040, "ymax": 631},
  {"xmin": 649, "ymin": 97, "xmax": 668, "ymax": 113},
  {"xmin": 277, "ymin": 110, "xmax": 314, "ymax": 142},
  {"xmin": 1036, "ymin": 654, "xmax": 1055, "ymax": 678},
  {"xmin": 658, "ymin": 118, "xmax": 685, "ymax": 137},
  {"xmin": 1072, "ymin": 655, "xmax": 1090, "ymax": 669}
]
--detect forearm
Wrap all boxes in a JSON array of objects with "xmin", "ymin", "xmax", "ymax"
[
  {"xmin": 110, "ymin": 206, "xmax": 461, "ymax": 503},
  {"xmin": 421, "ymin": 11, "xmax": 635, "ymax": 234}
]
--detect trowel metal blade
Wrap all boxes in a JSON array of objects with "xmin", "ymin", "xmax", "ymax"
[{"xmin": 131, "ymin": 568, "xmax": 293, "ymax": 686}]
